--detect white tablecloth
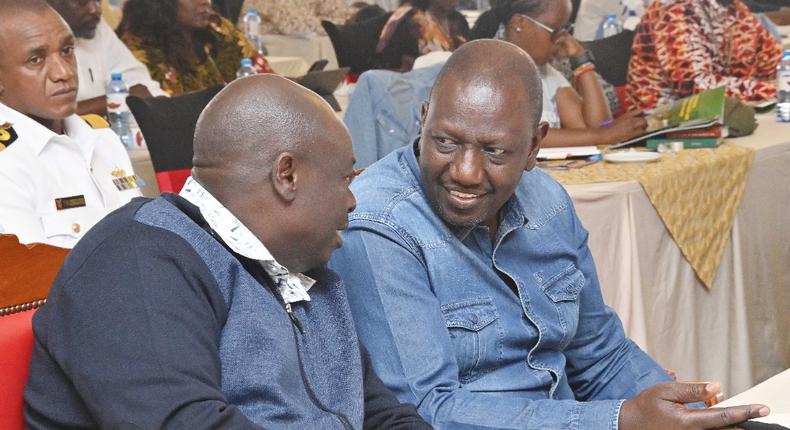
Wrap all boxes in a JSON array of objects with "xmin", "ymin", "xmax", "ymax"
[
  {"xmin": 566, "ymin": 114, "xmax": 790, "ymax": 396},
  {"xmin": 267, "ymin": 56, "xmax": 310, "ymax": 77},
  {"xmin": 128, "ymin": 148, "xmax": 160, "ymax": 198},
  {"xmin": 261, "ymin": 34, "xmax": 338, "ymax": 71}
]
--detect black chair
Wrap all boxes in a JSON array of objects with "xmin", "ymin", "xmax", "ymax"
[
  {"xmin": 322, "ymin": 12, "xmax": 392, "ymax": 75},
  {"xmin": 126, "ymin": 85, "xmax": 223, "ymax": 193},
  {"xmin": 581, "ymin": 30, "xmax": 636, "ymax": 87}
]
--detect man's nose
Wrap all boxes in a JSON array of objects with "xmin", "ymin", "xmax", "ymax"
[
  {"xmin": 50, "ymin": 53, "xmax": 75, "ymax": 83},
  {"xmin": 86, "ymin": 0, "xmax": 101, "ymax": 17},
  {"xmin": 448, "ymin": 147, "xmax": 484, "ymax": 187}
]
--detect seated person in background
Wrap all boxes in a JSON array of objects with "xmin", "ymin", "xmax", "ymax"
[
  {"xmin": 374, "ymin": 0, "xmax": 469, "ymax": 72},
  {"xmin": 627, "ymin": 0, "xmax": 782, "ymax": 110},
  {"xmin": 476, "ymin": 0, "xmax": 646, "ymax": 147},
  {"xmin": 117, "ymin": 0, "xmax": 272, "ymax": 96},
  {"xmin": 239, "ymin": 0, "xmax": 353, "ymax": 35},
  {"xmin": 330, "ymin": 39, "xmax": 771, "ymax": 429},
  {"xmin": 24, "ymin": 74, "xmax": 432, "ymax": 430},
  {"xmin": 0, "ymin": 0, "xmax": 141, "ymax": 249},
  {"xmin": 46, "ymin": 0, "xmax": 167, "ymax": 116}
]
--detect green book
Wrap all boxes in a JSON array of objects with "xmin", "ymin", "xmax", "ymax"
[
  {"xmin": 646, "ymin": 137, "xmax": 721, "ymax": 149},
  {"xmin": 608, "ymin": 86, "xmax": 726, "ymax": 149}
]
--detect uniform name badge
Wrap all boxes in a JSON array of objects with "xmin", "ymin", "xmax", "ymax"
[
  {"xmin": 111, "ymin": 168, "xmax": 145, "ymax": 191},
  {"xmin": 55, "ymin": 195, "xmax": 87, "ymax": 211}
]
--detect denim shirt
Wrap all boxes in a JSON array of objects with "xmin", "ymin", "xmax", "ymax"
[
  {"xmin": 343, "ymin": 64, "xmax": 443, "ymax": 168},
  {"xmin": 330, "ymin": 145, "xmax": 670, "ymax": 429}
]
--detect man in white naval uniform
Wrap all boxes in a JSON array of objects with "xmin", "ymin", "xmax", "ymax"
[{"xmin": 0, "ymin": 0, "xmax": 141, "ymax": 248}]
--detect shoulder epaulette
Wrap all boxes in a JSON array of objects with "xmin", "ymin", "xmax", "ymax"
[
  {"xmin": 0, "ymin": 121, "xmax": 18, "ymax": 151},
  {"xmin": 81, "ymin": 114, "xmax": 110, "ymax": 129}
]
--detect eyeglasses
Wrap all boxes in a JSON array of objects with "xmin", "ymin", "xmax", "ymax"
[{"xmin": 518, "ymin": 14, "xmax": 573, "ymax": 41}]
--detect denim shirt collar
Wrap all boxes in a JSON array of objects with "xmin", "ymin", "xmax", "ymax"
[{"xmin": 402, "ymin": 138, "xmax": 530, "ymax": 242}]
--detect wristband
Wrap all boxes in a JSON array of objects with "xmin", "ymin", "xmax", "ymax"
[
  {"xmin": 569, "ymin": 50, "xmax": 595, "ymax": 70},
  {"xmin": 573, "ymin": 63, "xmax": 596, "ymax": 80}
]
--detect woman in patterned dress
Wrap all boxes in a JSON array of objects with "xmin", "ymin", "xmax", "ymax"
[
  {"xmin": 117, "ymin": 0, "xmax": 272, "ymax": 96},
  {"xmin": 626, "ymin": 0, "xmax": 783, "ymax": 109}
]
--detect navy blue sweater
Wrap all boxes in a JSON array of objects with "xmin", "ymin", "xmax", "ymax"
[{"xmin": 24, "ymin": 194, "xmax": 430, "ymax": 429}]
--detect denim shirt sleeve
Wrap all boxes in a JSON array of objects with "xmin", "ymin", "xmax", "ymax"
[
  {"xmin": 331, "ymin": 221, "xmax": 627, "ymax": 430},
  {"xmin": 561, "ymin": 195, "xmax": 672, "ymax": 401}
]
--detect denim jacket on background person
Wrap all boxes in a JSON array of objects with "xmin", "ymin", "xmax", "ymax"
[
  {"xmin": 343, "ymin": 63, "xmax": 443, "ymax": 168},
  {"xmin": 329, "ymin": 145, "xmax": 671, "ymax": 429}
]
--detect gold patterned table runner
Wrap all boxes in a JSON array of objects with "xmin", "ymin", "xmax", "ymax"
[{"xmin": 548, "ymin": 143, "xmax": 755, "ymax": 288}]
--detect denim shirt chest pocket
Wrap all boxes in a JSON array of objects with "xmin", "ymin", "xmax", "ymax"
[
  {"xmin": 441, "ymin": 297, "xmax": 504, "ymax": 384},
  {"xmin": 537, "ymin": 266, "xmax": 586, "ymax": 350}
]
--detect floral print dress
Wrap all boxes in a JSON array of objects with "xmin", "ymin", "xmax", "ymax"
[
  {"xmin": 626, "ymin": 0, "xmax": 782, "ymax": 109},
  {"xmin": 122, "ymin": 15, "xmax": 272, "ymax": 96}
]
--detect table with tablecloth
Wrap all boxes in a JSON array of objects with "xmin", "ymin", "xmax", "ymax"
[
  {"xmin": 557, "ymin": 114, "xmax": 790, "ymax": 396},
  {"xmin": 260, "ymin": 34, "xmax": 338, "ymax": 71}
]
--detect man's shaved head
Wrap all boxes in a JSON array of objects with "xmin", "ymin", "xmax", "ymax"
[
  {"xmin": 193, "ymin": 75, "xmax": 337, "ymax": 186},
  {"xmin": 418, "ymin": 39, "xmax": 548, "ymax": 230},
  {"xmin": 0, "ymin": 0, "xmax": 52, "ymax": 16},
  {"xmin": 193, "ymin": 74, "xmax": 357, "ymax": 274},
  {"xmin": 431, "ymin": 39, "xmax": 543, "ymax": 126}
]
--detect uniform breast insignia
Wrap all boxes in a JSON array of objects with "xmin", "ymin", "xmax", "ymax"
[
  {"xmin": 111, "ymin": 167, "xmax": 145, "ymax": 191},
  {"xmin": 55, "ymin": 195, "xmax": 87, "ymax": 211},
  {"xmin": 80, "ymin": 114, "xmax": 110, "ymax": 129},
  {"xmin": 0, "ymin": 121, "xmax": 18, "ymax": 151}
]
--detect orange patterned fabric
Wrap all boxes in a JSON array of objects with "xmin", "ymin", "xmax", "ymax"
[{"xmin": 626, "ymin": 0, "xmax": 782, "ymax": 110}]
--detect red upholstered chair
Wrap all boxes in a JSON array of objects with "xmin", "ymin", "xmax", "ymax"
[
  {"xmin": 126, "ymin": 85, "xmax": 223, "ymax": 193},
  {"xmin": 0, "ymin": 235, "xmax": 69, "ymax": 429},
  {"xmin": 0, "ymin": 309, "xmax": 37, "ymax": 430}
]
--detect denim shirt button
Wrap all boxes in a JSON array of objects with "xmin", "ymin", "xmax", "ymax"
[
  {"xmin": 388, "ymin": 129, "xmax": 395, "ymax": 134},
  {"xmin": 469, "ymin": 314, "xmax": 480, "ymax": 324}
]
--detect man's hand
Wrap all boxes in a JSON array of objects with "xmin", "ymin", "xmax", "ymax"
[{"xmin": 619, "ymin": 381, "xmax": 770, "ymax": 430}]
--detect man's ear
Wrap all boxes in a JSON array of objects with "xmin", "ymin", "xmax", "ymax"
[
  {"xmin": 420, "ymin": 100, "xmax": 430, "ymax": 127},
  {"xmin": 272, "ymin": 152, "xmax": 298, "ymax": 202},
  {"xmin": 525, "ymin": 121, "xmax": 549, "ymax": 171}
]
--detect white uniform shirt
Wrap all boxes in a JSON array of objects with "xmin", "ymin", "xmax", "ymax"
[
  {"xmin": 75, "ymin": 19, "xmax": 167, "ymax": 101},
  {"xmin": 0, "ymin": 103, "xmax": 142, "ymax": 248}
]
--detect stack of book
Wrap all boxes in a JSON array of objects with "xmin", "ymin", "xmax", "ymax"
[
  {"xmin": 607, "ymin": 86, "xmax": 727, "ymax": 149},
  {"xmin": 645, "ymin": 124, "xmax": 725, "ymax": 149}
]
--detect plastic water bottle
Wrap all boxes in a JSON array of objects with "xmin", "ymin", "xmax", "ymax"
[
  {"xmin": 106, "ymin": 73, "xmax": 134, "ymax": 148},
  {"xmin": 243, "ymin": 8, "xmax": 266, "ymax": 55},
  {"xmin": 236, "ymin": 58, "xmax": 256, "ymax": 79},
  {"xmin": 601, "ymin": 14, "xmax": 623, "ymax": 38},
  {"xmin": 776, "ymin": 50, "xmax": 790, "ymax": 123}
]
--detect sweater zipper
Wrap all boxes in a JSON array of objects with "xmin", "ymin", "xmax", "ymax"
[{"xmin": 287, "ymin": 304, "xmax": 353, "ymax": 430}]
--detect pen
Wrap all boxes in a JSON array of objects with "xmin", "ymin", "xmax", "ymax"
[
  {"xmin": 88, "ymin": 68, "xmax": 94, "ymax": 82},
  {"xmin": 599, "ymin": 119, "xmax": 614, "ymax": 127}
]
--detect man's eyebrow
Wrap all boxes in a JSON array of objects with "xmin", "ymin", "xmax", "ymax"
[
  {"xmin": 24, "ymin": 45, "xmax": 47, "ymax": 58},
  {"xmin": 60, "ymin": 34, "xmax": 75, "ymax": 46}
]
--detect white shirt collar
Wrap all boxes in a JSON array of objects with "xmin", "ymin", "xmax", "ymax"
[
  {"xmin": 0, "ymin": 102, "xmax": 93, "ymax": 156},
  {"xmin": 179, "ymin": 176, "xmax": 315, "ymax": 305}
]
